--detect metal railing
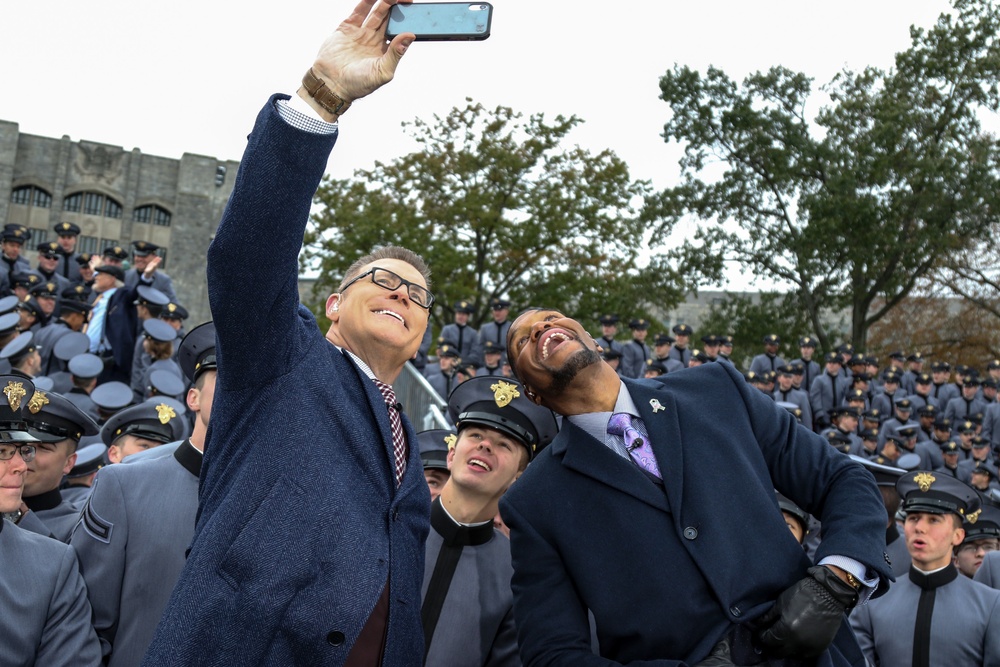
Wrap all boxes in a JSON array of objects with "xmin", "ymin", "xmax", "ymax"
[{"xmin": 394, "ymin": 362, "xmax": 450, "ymax": 431}]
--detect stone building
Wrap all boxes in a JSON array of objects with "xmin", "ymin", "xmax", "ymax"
[{"xmin": 0, "ymin": 119, "xmax": 239, "ymax": 325}]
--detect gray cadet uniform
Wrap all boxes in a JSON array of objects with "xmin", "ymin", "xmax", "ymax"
[
  {"xmin": 18, "ymin": 388, "xmax": 101, "ymax": 543},
  {"xmin": 619, "ymin": 319, "xmax": 652, "ymax": 380},
  {"xmin": 748, "ymin": 334, "xmax": 786, "ymax": 376},
  {"xmin": 422, "ymin": 503, "xmax": 520, "ymax": 667},
  {"xmin": 441, "ymin": 300, "xmax": 479, "ymax": 366},
  {"xmin": 0, "ymin": 519, "xmax": 102, "ymax": 666},
  {"xmin": 72, "ymin": 442, "xmax": 202, "ymax": 666},
  {"xmin": 809, "ymin": 360, "xmax": 849, "ymax": 428},
  {"xmin": 421, "ymin": 376, "xmax": 558, "ymax": 667},
  {"xmin": 70, "ymin": 390, "xmax": 195, "ymax": 666},
  {"xmin": 473, "ymin": 298, "xmax": 512, "ymax": 366},
  {"xmin": 850, "ymin": 472, "xmax": 1000, "ymax": 667}
]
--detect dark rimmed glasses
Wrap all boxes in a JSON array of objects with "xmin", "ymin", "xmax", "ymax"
[
  {"xmin": 341, "ymin": 267, "xmax": 435, "ymax": 310},
  {"xmin": 0, "ymin": 444, "xmax": 36, "ymax": 463}
]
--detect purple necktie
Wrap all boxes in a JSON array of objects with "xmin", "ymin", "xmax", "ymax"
[
  {"xmin": 374, "ymin": 380, "xmax": 407, "ymax": 486},
  {"xmin": 607, "ymin": 412, "xmax": 661, "ymax": 479}
]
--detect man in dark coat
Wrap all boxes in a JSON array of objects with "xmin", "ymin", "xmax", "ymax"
[
  {"xmin": 500, "ymin": 308, "xmax": 892, "ymax": 666},
  {"xmin": 143, "ymin": 4, "xmax": 430, "ymax": 664}
]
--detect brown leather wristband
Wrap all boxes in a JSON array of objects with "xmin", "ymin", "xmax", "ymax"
[{"xmin": 301, "ymin": 68, "xmax": 352, "ymax": 116}]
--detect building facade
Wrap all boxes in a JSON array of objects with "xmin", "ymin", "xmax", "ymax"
[{"xmin": 0, "ymin": 119, "xmax": 239, "ymax": 325}]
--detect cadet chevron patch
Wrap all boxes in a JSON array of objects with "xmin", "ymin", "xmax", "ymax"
[{"xmin": 82, "ymin": 498, "xmax": 113, "ymax": 544}]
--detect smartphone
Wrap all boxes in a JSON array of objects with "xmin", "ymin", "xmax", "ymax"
[{"xmin": 386, "ymin": 2, "xmax": 493, "ymax": 41}]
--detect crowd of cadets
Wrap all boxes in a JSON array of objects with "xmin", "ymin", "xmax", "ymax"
[{"xmin": 8, "ymin": 245, "xmax": 1000, "ymax": 663}]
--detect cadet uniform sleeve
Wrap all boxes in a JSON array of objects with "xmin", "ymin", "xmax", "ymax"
[
  {"xmin": 984, "ymin": 592, "xmax": 1000, "ymax": 666},
  {"xmin": 975, "ymin": 553, "xmax": 1000, "ymax": 589},
  {"xmin": 35, "ymin": 543, "xmax": 102, "ymax": 667},
  {"xmin": 70, "ymin": 469, "xmax": 130, "ymax": 659},
  {"xmin": 484, "ymin": 605, "xmax": 522, "ymax": 667},
  {"xmin": 847, "ymin": 602, "xmax": 876, "ymax": 665}
]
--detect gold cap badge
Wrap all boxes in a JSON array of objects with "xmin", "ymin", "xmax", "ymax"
[
  {"xmin": 914, "ymin": 472, "xmax": 936, "ymax": 493},
  {"xmin": 27, "ymin": 390, "xmax": 49, "ymax": 414},
  {"xmin": 491, "ymin": 380, "xmax": 520, "ymax": 408},
  {"xmin": 444, "ymin": 433, "xmax": 457, "ymax": 450},
  {"xmin": 155, "ymin": 403, "xmax": 176, "ymax": 424},
  {"xmin": 3, "ymin": 381, "xmax": 26, "ymax": 411}
]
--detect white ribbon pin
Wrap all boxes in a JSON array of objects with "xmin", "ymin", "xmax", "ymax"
[{"xmin": 649, "ymin": 398, "xmax": 665, "ymax": 413}]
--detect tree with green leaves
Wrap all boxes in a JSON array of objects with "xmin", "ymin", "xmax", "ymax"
[
  {"xmin": 645, "ymin": 0, "xmax": 1000, "ymax": 349},
  {"xmin": 695, "ymin": 292, "xmax": 817, "ymax": 370},
  {"xmin": 304, "ymin": 99, "xmax": 678, "ymax": 336}
]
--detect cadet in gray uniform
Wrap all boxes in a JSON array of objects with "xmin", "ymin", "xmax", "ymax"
[
  {"xmin": 60, "ymin": 442, "xmax": 107, "ymax": 505},
  {"xmin": 619, "ymin": 318, "xmax": 651, "ymax": 379},
  {"xmin": 418, "ymin": 429, "xmax": 455, "ymax": 503},
  {"xmin": 0, "ymin": 374, "xmax": 102, "ymax": 667},
  {"xmin": 124, "ymin": 242, "xmax": 176, "ymax": 302},
  {"xmin": 474, "ymin": 298, "xmax": 512, "ymax": 366},
  {"xmin": 749, "ymin": 334, "xmax": 786, "ymax": 376},
  {"xmin": 850, "ymin": 471, "xmax": 1000, "ymax": 667},
  {"xmin": 955, "ymin": 503, "xmax": 1000, "ymax": 579},
  {"xmin": 595, "ymin": 314, "xmax": 624, "ymax": 359},
  {"xmin": 441, "ymin": 300, "xmax": 479, "ymax": 365},
  {"xmin": 16, "ymin": 388, "xmax": 100, "ymax": 542},
  {"xmin": 71, "ymin": 322, "xmax": 216, "ymax": 666},
  {"xmin": 422, "ymin": 376, "xmax": 557, "ymax": 667}
]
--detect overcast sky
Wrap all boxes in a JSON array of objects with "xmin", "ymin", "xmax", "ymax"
[{"xmin": 3, "ymin": 0, "xmax": 962, "ymax": 192}]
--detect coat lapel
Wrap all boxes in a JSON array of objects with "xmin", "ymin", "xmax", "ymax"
[
  {"xmin": 625, "ymin": 378, "xmax": 685, "ymax": 518},
  {"xmin": 553, "ymin": 418, "xmax": 669, "ymax": 514}
]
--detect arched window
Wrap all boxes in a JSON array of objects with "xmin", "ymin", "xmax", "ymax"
[
  {"xmin": 133, "ymin": 204, "xmax": 172, "ymax": 227},
  {"xmin": 63, "ymin": 191, "xmax": 123, "ymax": 219},
  {"xmin": 10, "ymin": 185, "xmax": 52, "ymax": 209}
]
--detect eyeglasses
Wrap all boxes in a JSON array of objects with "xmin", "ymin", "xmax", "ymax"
[
  {"xmin": 0, "ymin": 444, "xmax": 36, "ymax": 463},
  {"xmin": 958, "ymin": 541, "xmax": 1000, "ymax": 554},
  {"xmin": 340, "ymin": 267, "xmax": 434, "ymax": 310}
]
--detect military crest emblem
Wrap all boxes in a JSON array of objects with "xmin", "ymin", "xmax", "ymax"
[
  {"xmin": 491, "ymin": 380, "xmax": 520, "ymax": 408},
  {"xmin": 27, "ymin": 391, "xmax": 49, "ymax": 414},
  {"xmin": 444, "ymin": 433, "xmax": 458, "ymax": 450},
  {"xmin": 914, "ymin": 472, "xmax": 936, "ymax": 492},
  {"xmin": 4, "ymin": 381, "xmax": 26, "ymax": 411},
  {"xmin": 155, "ymin": 403, "xmax": 176, "ymax": 424}
]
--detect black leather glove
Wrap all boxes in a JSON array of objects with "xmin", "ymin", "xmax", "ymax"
[
  {"xmin": 694, "ymin": 634, "xmax": 735, "ymax": 667},
  {"xmin": 754, "ymin": 566, "xmax": 859, "ymax": 659}
]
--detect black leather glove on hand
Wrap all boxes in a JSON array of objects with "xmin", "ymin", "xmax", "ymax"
[
  {"xmin": 754, "ymin": 566, "xmax": 859, "ymax": 659},
  {"xmin": 694, "ymin": 634, "xmax": 735, "ymax": 667}
]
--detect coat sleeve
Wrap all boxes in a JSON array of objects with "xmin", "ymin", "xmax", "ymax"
[
  {"xmin": 70, "ymin": 469, "xmax": 130, "ymax": 658},
  {"xmin": 500, "ymin": 498, "xmax": 683, "ymax": 667},
  {"xmin": 34, "ymin": 543, "xmax": 103, "ymax": 667},
  {"xmin": 206, "ymin": 96, "xmax": 338, "ymax": 390},
  {"xmin": 722, "ymin": 362, "xmax": 892, "ymax": 594}
]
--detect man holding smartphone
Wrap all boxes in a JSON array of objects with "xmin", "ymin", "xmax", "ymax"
[{"xmin": 141, "ymin": 2, "xmax": 429, "ymax": 665}]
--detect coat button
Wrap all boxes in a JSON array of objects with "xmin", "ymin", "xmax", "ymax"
[
  {"xmin": 730, "ymin": 605, "xmax": 741, "ymax": 618},
  {"xmin": 327, "ymin": 631, "xmax": 345, "ymax": 646},
  {"xmin": 683, "ymin": 526, "xmax": 698, "ymax": 540}
]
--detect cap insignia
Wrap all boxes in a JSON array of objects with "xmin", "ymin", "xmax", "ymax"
[
  {"xmin": 3, "ymin": 381, "xmax": 26, "ymax": 411},
  {"xmin": 114, "ymin": 246, "xmax": 122, "ymax": 253},
  {"xmin": 155, "ymin": 403, "xmax": 177, "ymax": 424},
  {"xmin": 167, "ymin": 303, "xmax": 177, "ymax": 313},
  {"xmin": 914, "ymin": 472, "xmax": 936, "ymax": 493},
  {"xmin": 444, "ymin": 433, "xmax": 457, "ymax": 450},
  {"xmin": 966, "ymin": 508, "xmax": 982, "ymax": 524},
  {"xmin": 491, "ymin": 380, "xmax": 520, "ymax": 408},
  {"xmin": 27, "ymin": 390, "xmax": 48, "ymax": 414}
]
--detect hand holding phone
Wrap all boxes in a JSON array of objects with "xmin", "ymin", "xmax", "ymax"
[{"xmin": 386, "ymin": 2, "xmax": 493, "ymax": 41}]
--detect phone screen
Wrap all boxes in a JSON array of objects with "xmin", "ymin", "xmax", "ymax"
[{"xmin": 386, "ymin": 2, "xmax": 493, "ymax": 41}]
